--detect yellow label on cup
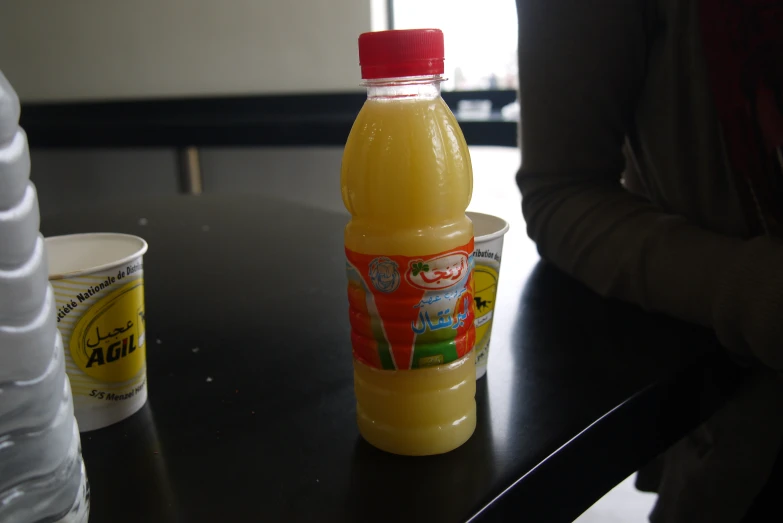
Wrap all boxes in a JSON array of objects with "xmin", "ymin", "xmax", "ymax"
[
  {"xmin": 70, "ymin": 280, "xmax": 146, "ymax": 383},
  {"xmin": 474, "ymin": 264, "xmax": 499, "ymax": 370}
]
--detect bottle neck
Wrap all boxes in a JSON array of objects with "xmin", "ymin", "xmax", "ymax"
[{"xmin": 364, "ymin": 75, "xmax": 443, "ymax": 100}]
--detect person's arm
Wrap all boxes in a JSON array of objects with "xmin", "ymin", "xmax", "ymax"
[{"xmin": 516, "ymin": 0, "xmax": 783, "ymax": 368}]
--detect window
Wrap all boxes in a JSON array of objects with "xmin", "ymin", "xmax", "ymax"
[{"xmin": 390, "ymin": 0, "xmax": 519, "ymax": 91}]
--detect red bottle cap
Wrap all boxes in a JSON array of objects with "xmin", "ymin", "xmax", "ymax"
[{"xmin": 358, "ymin": 29, "xmax": 445, "ymax": 80}]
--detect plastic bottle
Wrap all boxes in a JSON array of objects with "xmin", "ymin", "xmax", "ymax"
[
  {"xmin": 0, "ymin": 71, "xmax": 90, "ymax": 523},
  {"xmin": 342, "ymin": 29, "xmax": 476, "ymax": 455}
]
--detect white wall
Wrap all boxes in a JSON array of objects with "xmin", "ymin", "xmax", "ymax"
[{"xmin": 0, "ymin": 0, "xmax": 371, "ymax": 102}]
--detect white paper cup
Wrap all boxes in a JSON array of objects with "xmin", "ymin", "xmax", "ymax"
[
  {"xmin": 468, "ymin": 212, "xmax": 510, "ymax": 379},
  {"xmin": 46, "ymin": 233, "xmax": 149, "ymax": 431}
]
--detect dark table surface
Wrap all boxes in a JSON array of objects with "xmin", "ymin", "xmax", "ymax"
[{"xmin": 41, "ymin": 194, "xmax": 741, "ymax": 523}]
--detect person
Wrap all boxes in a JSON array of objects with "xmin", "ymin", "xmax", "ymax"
[{"xmin": 515, "ymin": 1, "xmax": 783, "ymax": 521}]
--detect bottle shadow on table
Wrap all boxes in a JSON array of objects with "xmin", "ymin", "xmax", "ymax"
[{"xmin": 345, "ymin": 377, "xmax": 497, "ymax": 523}]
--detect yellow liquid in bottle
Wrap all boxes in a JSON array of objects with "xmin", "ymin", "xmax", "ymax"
[{"xmin": 342, "ymin": 95, "xmax": 476, "ymax": 456}]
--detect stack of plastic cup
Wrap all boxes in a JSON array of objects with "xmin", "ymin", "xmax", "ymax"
[{"xmin": 0, "ymin": 71, "xmax": 89, "ymax": 523}]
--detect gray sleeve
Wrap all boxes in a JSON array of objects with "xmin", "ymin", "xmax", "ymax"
[{"xmin": 516, "ymin": 0, "xmax": 783, "ymax": 368}]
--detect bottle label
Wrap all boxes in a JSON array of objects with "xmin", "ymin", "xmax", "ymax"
[{"xmin": 346, "ymin": 240, "xmax": 475, "ymax": 370}]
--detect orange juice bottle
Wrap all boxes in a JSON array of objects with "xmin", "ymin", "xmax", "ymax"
[{"xmin": 342, "ymin": 29, "xmax": 476, "ymax": 456}]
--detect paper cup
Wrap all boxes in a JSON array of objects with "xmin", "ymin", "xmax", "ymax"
[
  {"xmin": 468, "ymin": 212, "xmax": 510, "ymax": 379},
  {"xmin": 46, "ymin": 233, "xmax": 149, "ymax": 431}
]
